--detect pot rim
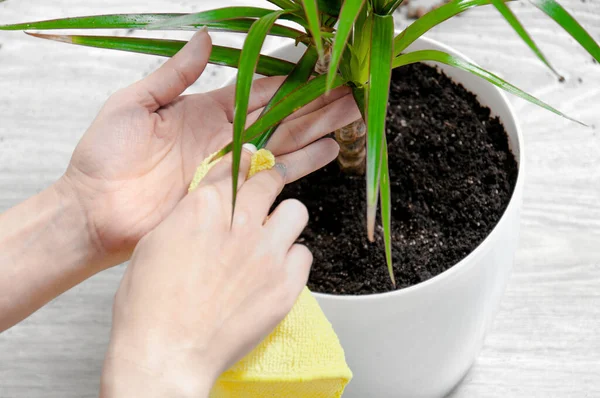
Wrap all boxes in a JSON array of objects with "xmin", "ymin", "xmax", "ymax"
[{"xmin": 254, "ymin": 35, "xmax": 525, "ymax": 301}]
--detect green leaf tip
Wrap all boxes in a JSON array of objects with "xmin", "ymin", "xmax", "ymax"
[
  {"xmin": 393, "ymin": 49, "xmax": 586, "ymax": 126},
  {"xmin": 491, "ymin": 0, "xmax": 561, "ymax": 78},
  {"xmin": 24, "ymin": 32, "xmax": 295, "ymax": 77}
]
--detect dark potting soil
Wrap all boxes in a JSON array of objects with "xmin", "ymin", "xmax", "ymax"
[{"xmin": 276, "ymin": 62, "xmax": 518, "ymax": 295}]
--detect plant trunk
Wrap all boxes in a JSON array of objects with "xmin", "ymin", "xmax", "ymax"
[{"xmin": 315, "ymin": 48, "xmax": 366, "ymax": 175}]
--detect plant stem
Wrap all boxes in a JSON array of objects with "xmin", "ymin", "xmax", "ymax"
[{"xmin": 316, "ymin": 45, "xmax": 367, "ymax": 175}]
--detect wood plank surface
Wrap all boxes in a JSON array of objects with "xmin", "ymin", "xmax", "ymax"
[{"xmin": 1, "ymin": 0, "xmax": 599, "ymax": 397}]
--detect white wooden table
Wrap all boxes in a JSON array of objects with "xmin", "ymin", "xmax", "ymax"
[{"xmin": 1, "ymin": 1, "xmax": 599, "ymax": 397}]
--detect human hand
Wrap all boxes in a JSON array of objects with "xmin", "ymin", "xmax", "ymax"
[
  {"xmin": 100, "ymin": 146, "xmax": 315, "ymax": 397},
  {"xmin": 61, "ymin": 29, "xmax": 360, "ymax": 265}
]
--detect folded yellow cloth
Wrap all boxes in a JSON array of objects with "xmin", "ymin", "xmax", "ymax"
[
  {"xmin": 189, "ymin": 149, "xmax": 352, "ymax": 397},
  {"xmin": 211, "ymin": 287, "xmax": 352, "ymax": 398}
]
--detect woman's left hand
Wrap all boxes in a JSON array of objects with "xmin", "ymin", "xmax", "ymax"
[{"xmin": 62, "ymin": 29, "xmax": 360, "ymax": 265}]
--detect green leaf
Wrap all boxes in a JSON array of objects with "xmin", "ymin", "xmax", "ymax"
[
  {"xmin": 379, "ymin": 134, "xmax": 396, "ymax": 286},
  {"xmin": 145, "ymin": 7, "xmax": 305, "ymax": 30},
  {"xmin": 349, "ymin": 3, "xmax": 372, "ymax": 85},
  {"xmin": 372, "ymin": 0, "xmax": 389, "ymax": 13},
  {"xmin": 392, "ymin": 49, "xmax": 583, "ymax": 124},
  {"xmin": 382, "ymin": 0, "xmax": 405, "ymax": 14},
  {"xmin": 216, "ymin": 74, "xmax": 346, "ymax": 157},
  {"xmin": 317, "ymin": 0, "xmax": 343, "ymax": 17},
  {"xmin": 326, "ymin": 0, "xmax": 365, "ymax": 91},
  {"xmin": 351, "ymin": 85, "xmax": 367, "ymax": 120},
  {"xmin": 530, "ymin": 0, "xmax": 600, "ymax": 63},
  {"xmin": 0, "ymin": 13, "xmax": 184, "ymax": 30},
  {"xmin": 302, "ymin": 0, "xmax": 325, "ymax": 57},
  {"xmin": 202, "ymin": 19, "xmax": 303, "ymax": 38},
  {"xmin": 0, "ymin": 13, "xmax": 303, "ymax": 38},
  {"xmin": 231, "ymin": 11, "xmax": 287, "ymax": 215},
  {"xmin": 366, "ymin": 14, "xmax": 394, "ymax": 241},
  {"xmin": 251, "ymin": 46, "xmax": 319, "ymax": 148},
  {"xmin": 26, "ymin": 33, "xmax": 295, "ymax": 76},
  {"xmin": 394, "ymin": 0, "xmax": 500, "ymax": 56},
  {"xmin": 491, "ymin": 0, "xmax": 559, "ymax": 76},
  {"xmin": 267, "ymin": 0, "xmax": 298, "ymax": 10}
]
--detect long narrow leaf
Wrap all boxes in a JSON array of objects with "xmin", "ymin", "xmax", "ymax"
[
  {"xmin": 394, "ymin": 0, "xmax": 500, "ymax": 56},
  {"xmin": 146, "ymin": 7, "xmax": 305, "ymax": 30},
  {"xmin": 0, "ymin": 13, "xmax": 302, "ymax": 38},
  {"xmin": 326, "ymin": 0, "xmax": 365, "ymax": 91},
  {"xmin": 302, "ymin": 0, "xmax": 325, "ymax": 57},
  {"xmin": 26, "ymin": 33, "xmax": 295, "ymax": 76},
  {"xmin": 491, "ymin": 0, "xmax": 559, "ymax": 76},
  {"xmin": 231, "ymin": 11, "xmax": 287, "ymax": 215},
  {"xmin": 350, "ymin": 3, "xmax": 372, "ymax": 84},
  {"xmin": 530, "ymin": 0, "xmax": 600, "ymax": 62},
  {"xmin": 267, "ymin": 0, "xmax": 297, "ymax": 10},
  {"xmin": 373, "ymin": 0, "xmax": 388, "ymax": 12},
  {"xmin": 366, "ymin": 14, "xmax": 394, "ymax": 241},
  {"xmin": 317, "ymin": 0, "xmax": 343, "ymax": 17},
  {"xmin": 216, "ymin": 74, "xmax": 346, "ymax": 157},
  {"xmin": 0, "ymin": 14, "xmax": 184, "ymax": 30},
  {"xmin": 392, "ymin": 50, "xmax": 583, "ymax": 124},
  {"xmin": 200, "ymin": 19, "xmax": 302, "ymax": 38},
  {"xmin": 382, "ymin": 0, "xmax": 405, "ymax": 14},
  {"xmin": 379, "ymin": 135, "xmax": 396, "ymax": 286},
  {"xmin": 351, "ymin": 85, "xmax": 367, "ymax": 120},
  {"xmin": 251, "ymin": 46, "xmax": 319, "ymax": 148}
]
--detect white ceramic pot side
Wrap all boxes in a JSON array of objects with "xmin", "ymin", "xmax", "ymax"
[{"xmin": 226, "ymin": 35, "xmax": 524, "ymax": 398}]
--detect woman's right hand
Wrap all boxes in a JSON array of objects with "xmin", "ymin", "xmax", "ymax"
[{"xmin": 100, "ymin": 143, "xmax": 333, "ymax": 398}]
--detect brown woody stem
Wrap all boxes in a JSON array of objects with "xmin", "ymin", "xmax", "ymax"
[{"xmin": 316, "ymin": 45, "xmax": 366, "ymax": 175}]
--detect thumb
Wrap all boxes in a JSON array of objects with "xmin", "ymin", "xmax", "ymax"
[{"xmin": 130, "ymin": 28, "xmax": 212, "ymax": 111}]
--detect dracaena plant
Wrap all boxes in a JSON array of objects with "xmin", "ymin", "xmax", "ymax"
[{"xmin": 2, "ymin": 0, "xmax": 598, "ymax": 285}]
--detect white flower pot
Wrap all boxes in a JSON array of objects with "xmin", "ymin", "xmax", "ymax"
[{"xmin": 228, "ymin": 35, "xmax": 524, "ymax": 398}]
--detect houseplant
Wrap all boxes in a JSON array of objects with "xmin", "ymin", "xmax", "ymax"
[{"xmin": 2, "ymin": 0, "xmax": 598, "ymax": 396}]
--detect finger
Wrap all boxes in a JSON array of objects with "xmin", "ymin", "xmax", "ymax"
[
  {"xmin": 282, "ymin": 244, "xmax": 313, "ymax": 299},
  {"xmin": 129, "ymin": 29, "xmax": 212, "ymax": 111},
  {"xmin": 267, "ymin": 94, "xmax": 361, "ymax": 155},
  {"xmin": 275, "ymin": 138, "xmax": 339, "ymax": 184},
  {"xmin": 264, "ymin": 199, "xmax": 309, "ymax": 249},
  {"xmin": 208, "ymin": 75, "xmax": 287, "ymax": 122},
  {"xmin": 235, "ymin": 161, "xmax": 287, "ymax": 224},
  {"xmin": 196, "ymin": 143, "xmax": 257, "ymax": 199},
  {"xmin": 244, "ymin": 86, "xmax": 352, "ymax": 133}
]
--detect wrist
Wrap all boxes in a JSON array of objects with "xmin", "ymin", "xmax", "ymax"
[
  {"xmin": 101, "ymin": 348, "xmax": 215, "ymax": 398},
  {"xmin": 53, "ymin": 175, "xmax": 116, "ymax": 270},
  {"xmin": 0, "ymin": 178, "xmax": 111, "ymax": 329}
]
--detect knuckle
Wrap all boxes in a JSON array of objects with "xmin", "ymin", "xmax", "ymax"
[
  {"xmin": 192, "ymin": 184, "xmax": 221, "ymax": 211},
  {"xmin": 173, "ymin": 67, "xmax": 191, "ymax": 89},
  {"xmin": 282, "ymin": 199, "xmax": 309, "ymax": 224},
  {"xmin": 275, "ymin": 123, "xmax": 292, "ymax": 144},
  {"xmin": 231, "ymin": 206, "xmax": 252, "ymax": 228},
  {"xmin": 277, "ymin": 123, "xmax": 302, "ymax": 152}
]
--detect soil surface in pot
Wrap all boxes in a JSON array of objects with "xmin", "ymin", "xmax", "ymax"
[{"xmin": 276, "ymin": 62, "xmax": 518, "ymax": 295}]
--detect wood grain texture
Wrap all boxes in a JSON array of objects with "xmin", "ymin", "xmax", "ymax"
[{"xmin": 1, "ymin": 0, "xmax": 599, "ymax": 397}]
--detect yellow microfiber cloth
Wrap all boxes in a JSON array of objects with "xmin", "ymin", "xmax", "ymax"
[{"xmin": 189, "ymin": 149, "xmax": 352, "ymax": 398}]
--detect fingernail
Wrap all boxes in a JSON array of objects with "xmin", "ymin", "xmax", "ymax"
[
  {"xmin": 242, "ymin": 143, "xmax": 257, "ymax": 154},
  {"xmin": 198, "ymin": 25, "xmax": 208, "ymax": 33},
  {"xmin": 274, "ymin": 163, "xmax": 287, "ymax": 178}
]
